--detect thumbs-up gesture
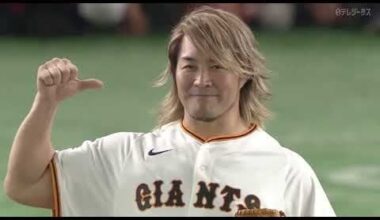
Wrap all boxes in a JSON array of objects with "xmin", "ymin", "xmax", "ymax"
[{"xmin": 36, "ymin": 58, "xmax": 103, "ymax": 105}]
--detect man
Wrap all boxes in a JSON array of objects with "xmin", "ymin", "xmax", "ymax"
[{"xmin": 4, "ymin": 6, "xmax": 336, "ymax": 216}]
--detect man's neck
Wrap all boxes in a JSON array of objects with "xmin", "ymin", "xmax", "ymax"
[{"xmin": 182, "ymin": 113, "xmax": 250, "ymax": 140}]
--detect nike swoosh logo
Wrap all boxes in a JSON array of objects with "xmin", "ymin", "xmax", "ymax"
[{"xmin": 148, "ymin": 149, "xmax": 173, "ymax": 156}]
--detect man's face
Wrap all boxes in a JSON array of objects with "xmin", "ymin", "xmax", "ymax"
[{"xmin": 175, "ymin": 36, "xmax": 245, "ymax": 122}]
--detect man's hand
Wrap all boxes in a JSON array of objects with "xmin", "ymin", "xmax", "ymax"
[{"xmin": 37, "ymin": 57, "xmax": 104, "ymax": 104}]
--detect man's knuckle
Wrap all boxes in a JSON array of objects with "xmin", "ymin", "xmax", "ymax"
[{"xmin": 62, "ymin": 58, "xmax": 72, "ymax": 64}]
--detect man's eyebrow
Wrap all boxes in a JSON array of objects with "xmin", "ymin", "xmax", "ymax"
[{"xmin": 179, "ymin": 56, "xmax": 197, "ymax": 62}]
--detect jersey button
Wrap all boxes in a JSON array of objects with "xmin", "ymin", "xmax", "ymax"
[{"xmin": 200, "ymin": 165, "xmax": 207, "ymax": 171}]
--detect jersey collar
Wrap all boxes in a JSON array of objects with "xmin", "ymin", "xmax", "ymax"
[{"xmin": 180, "ymin": 120, "xmax": 257, "ymax": 143}]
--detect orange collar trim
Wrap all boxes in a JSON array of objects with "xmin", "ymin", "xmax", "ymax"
[{"xmin": 181, "ymin": 121, "xmax": 257, "ymax": 143}]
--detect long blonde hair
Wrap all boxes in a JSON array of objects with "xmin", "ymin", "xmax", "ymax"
[{"xmin": 154, "ymin": 6, "xmax": 271, "ymax": 128}]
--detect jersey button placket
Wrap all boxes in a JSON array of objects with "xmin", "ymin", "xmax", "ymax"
[
  {"xmin": 200, "ymin": 165, "xmax": 207, "ymax": 171},
  {"xmin": 187, "ymin": 143, "xmax": 211, "ymax": 215},
  {"xmin": 196, "ymin": 143, "xmax": 211, "ymax": 178}
]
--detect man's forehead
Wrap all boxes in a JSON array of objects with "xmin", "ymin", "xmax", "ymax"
[
  {"xmin": 178, "ymin": 55, "xmax": 218, "ymax": 63},
  {"xmin": 178, "ymin": 36, "xmax": 199, "ymax": 57},
  {"xmin": 178, "ymin": 47, "xmax": 217, "ymax": 63},
  {"xmin": 178, "ymin": 35, "xmax": 222, "ymax": 64}
]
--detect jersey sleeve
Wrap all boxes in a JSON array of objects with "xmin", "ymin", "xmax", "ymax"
[
  {"xmin": 50, "ymin": 132, "xmax": 136, "ymax": 216},
  {"xmin": 283, "ymin": 150, "xmax": 336, "ymax": 217}
]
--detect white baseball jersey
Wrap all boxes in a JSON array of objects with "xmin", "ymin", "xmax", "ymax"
[{"xmin": 49, "ymin": 120, "xmax": 335, "ymax": 216}]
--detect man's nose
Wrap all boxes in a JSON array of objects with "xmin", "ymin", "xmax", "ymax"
[{"xmin": 193, "ymin": 68, "xmax": 212, "ymax": 87}]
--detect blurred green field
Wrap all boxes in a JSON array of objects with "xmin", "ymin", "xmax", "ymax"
[{"xmin": 0, "ymin": 28, "xmax": 379, "ymax": 216}]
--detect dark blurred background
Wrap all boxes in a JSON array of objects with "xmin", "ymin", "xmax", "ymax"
[{"xmin": 0, "ymin": 3, "xmax": 379, "ymax": 37}]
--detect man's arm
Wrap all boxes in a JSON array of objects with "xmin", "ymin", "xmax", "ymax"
[
  {"xmin": 284, "ymin": 150, "xmax": 336, "ymax": 216},
  {"xmin": 3, "ymin": 58, "xmax": 103, "ymax": 208},
  {"xmin": 4, "ymin": 94, "xmax": 57, "ymax": 208}
]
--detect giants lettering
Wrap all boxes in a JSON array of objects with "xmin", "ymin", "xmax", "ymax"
[
  {"xmin": 193, "ymin": 182, "xmax": 219, "ymax": 209},
  {"xmin": 135, "ymin": 180, "xmax": 261, "ymax": 212},
  {"xmin": 136, "ymin": 180, "xmax": 185, "ymax": 211}
]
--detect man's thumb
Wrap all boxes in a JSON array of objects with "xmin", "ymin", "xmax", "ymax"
[{"xmin": 78, "ymin": 79, "xmax": 104, "ymax": 91}]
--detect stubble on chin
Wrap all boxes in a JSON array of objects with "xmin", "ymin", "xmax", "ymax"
[
  {"xmin": 187, "ymin": 104, "xmax": 218, "ymax": 122},
  {"xmin": 189, "ymin": 113, "xmax": 217, "ymax": 122}
]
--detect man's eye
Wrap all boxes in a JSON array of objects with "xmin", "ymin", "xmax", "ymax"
[
  {"xmin": 183, "ymin": 65, "xmax": 194, "ymax": 69},
  {"xmin": 211, "ymin": 65, "xmax": 224, "ymax": 70}
]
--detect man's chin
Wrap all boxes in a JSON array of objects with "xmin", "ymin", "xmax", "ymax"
[{"xmin": 189, "ymin": 111, "xmax": 218, "ymax": 122}]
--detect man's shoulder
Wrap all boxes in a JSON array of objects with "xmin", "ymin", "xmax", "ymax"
[
  {"xmin": 148, "ymin": 120, "xmax": 182, "ymax": 137},
  {"xmin": 100, "ymin": 121, "xmax": 182, "ymax": 145},
  {"xmin": 248, "ymin": 127, "xmax": 283, "ymax": 149},
  {"xmin": 251, "ymin": 128, "xmax": 310, "ymax": 166},
  {"xmin": 97, "ymin": 131, "xmax": 144, "ymax": 144}
]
